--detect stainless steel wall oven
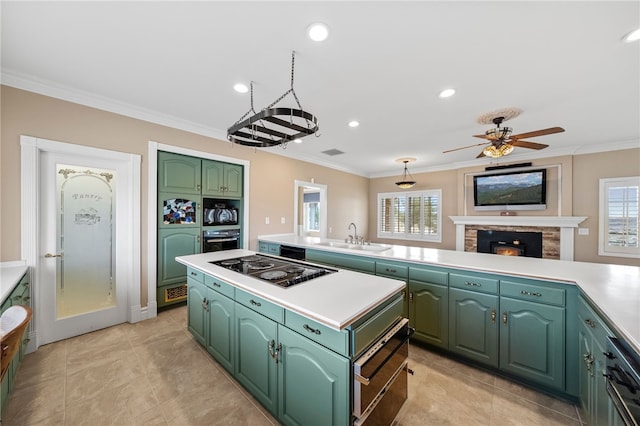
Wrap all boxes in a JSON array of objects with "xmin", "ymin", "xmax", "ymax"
[{"xmin": 202, "ymin": 229, "xmax": 240, "ymax": 253}]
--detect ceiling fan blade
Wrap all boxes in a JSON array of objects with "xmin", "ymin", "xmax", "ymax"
[
  {"xmin": 472, "ymin": 134, "xmax": 490, "ymax": 139},
  {"xmin": 510, "ymin": 140, "xmax": 549, "ymax": 150},
  {"xmin": 510, "ymin": 127, "xmax": 565, "ymax": 140},
  {"xmin": 476, "ymin": 150, "xmax": 486, "ymax": 158},
  {"xmin": 442, "ymin": 142, "xmax": 488, "ymax": 154}
]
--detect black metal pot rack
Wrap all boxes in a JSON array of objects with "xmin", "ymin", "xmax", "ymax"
[{"xmin": 227, "ymin": 51, "xmax": 319, "ymax": 148}]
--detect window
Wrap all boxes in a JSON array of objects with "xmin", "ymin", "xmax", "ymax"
[
  {"xmin": 303, "ymin": 191, "xmax": 320, "ymax": 232},
  {"xmin": 378, "ymin": 189, "xmax": 441, "ymax": 242},
  {"xmin": 599, "ymin": 176, "xmax": 639, "ymax": 258}
]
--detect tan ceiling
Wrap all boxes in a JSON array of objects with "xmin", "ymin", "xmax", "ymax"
[{"xmin": 2, "ymin": 1, "xmax": 639, "ymax": 177}]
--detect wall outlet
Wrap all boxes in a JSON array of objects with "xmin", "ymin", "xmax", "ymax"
[
  {"xmin": 281, "ymin": 217, "xmax": 286, "ymax": 224},
  {"xmin": 329, "ymin": 227, "xmax": 332, "ymax": 234},
  {"xmin": 578, "ymin": 228, "xmax": 589, "ymax": 236},
  {"xmin": 265, "ymin": 216, "xmax": 270, "ymax": 225}
]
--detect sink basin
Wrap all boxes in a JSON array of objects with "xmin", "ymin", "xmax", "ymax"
[{"xmin": 315, "ymin": 241, "xmax": 391, "ymax": 252}]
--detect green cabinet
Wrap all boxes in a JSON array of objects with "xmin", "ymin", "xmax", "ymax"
[
  {"xmin": 408, "ymin": 267, "xmax": 448, "ymax": 349},
  {"xmin": 376, "ymin": 261, "xmax": 408, "ymax": 317},
  {"xmin": 578, "ymin": 295, "xmax": 613, "ymax": 425},
  {"xmin": 202, "ymin": 159, "xmax": 243, "ymax": 198},
  {"xmin": 157, "ymin": 228, "xmax": 200, "ymax": 287},
  {"xmin": 305, "ymin": 249, "xmax": 375, "ymax": 274},
  {"xmin": 1, "ymin": 271, "xmax": 31, "ymax": 421},
  {"xmin": 499, "ymin": 297, "xmax": 565, "ymax": 390},
  {"xmin": 277, "ymin": 325, "xmax": 349, "ymax": 426},
  {"xmin": 258, "ymin": 241, "xmax": 280, "ymax": 256},
  {"xmin": 158, "ymin": 151, "xmax": 202, "ymax": 194},
  {"xmin": 235, "ymin": 303, "xmax": 279, "ymax": 415},
  {"xmin": 187, "ymin": 277, "xmax": 207, "ymax": 346},
  {"xmin": 449, "ymin": 287, "xmax": 499, "ymax": 366}
]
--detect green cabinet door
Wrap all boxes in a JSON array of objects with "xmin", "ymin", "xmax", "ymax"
[
  {"xmin": 277, "ymin": 325, "xmax": 350, "ymax": 426},
  {"xmin": 499, "ymin": 297, "xmax": 565, "ymax": 390},
  {"xmin": 409, "ymin": 281, "xmax": 448, "ymax": 349},
  {"xmin": 206, "ymin": 290, "xmax": 235, "ymax": 374},
  {"xmin": 158, "ymin": 151, "xmax": 202, "ymax": 194},
  {"xmin": 449, "ymin": 288, "xmax": 498, "ymax": 367},
  {"xmin": 157, "ymin": 228, "xmax": 200, "ymax": 288},
  {"xmin": 202, "ymin": 160, "xmax": 243, "ymax": 198},
  {"xmin": 235, "ymin": 303, "xmax": 278, "ymax": 416},
  {"xmin": 187, "ymin": 278, "xmax": 207, "ymax": 346}
]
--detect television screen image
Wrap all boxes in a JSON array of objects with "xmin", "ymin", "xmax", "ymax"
[{"xmin": 473, "ymin": 169, "xmax": 547, "ymax": 211}]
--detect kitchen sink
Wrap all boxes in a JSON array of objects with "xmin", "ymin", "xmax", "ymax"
[{"xmin": 315, "ymin": 241, "xmax": 391, "ymax": 252}]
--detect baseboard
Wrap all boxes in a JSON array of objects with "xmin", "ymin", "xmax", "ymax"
[{"xmin": 129, "ymin": 301, "xmax": 158, "ymax": 323}]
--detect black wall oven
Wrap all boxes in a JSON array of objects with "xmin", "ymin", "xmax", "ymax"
[{"xmin": 202, "ymin": 229, "xmax": 240, "ymax": 253}]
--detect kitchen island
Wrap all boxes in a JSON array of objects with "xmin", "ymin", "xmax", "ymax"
[{"xmin": 176, "ymin": 249, "xmax": 408, "ymax": 426}]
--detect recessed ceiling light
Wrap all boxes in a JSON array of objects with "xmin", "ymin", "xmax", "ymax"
[
  {"xmin": 622, "ymin": 28, "xmax": 640, "ymax": 43},
  {"xmin": 307, "ymin": 23, "xmax": 329, "ymax": 42},
  {"xmin": 293, "ymin": 138, "xmax": 302, "ymax": 144},
  {"xmin": 348, "ymin": 120, "xmax": 360, "ymax": 128},
  {"xmin": 439, "ymin": 88, "xmax": 456, "ymax": 98},
  {"xmin": 233, "ymin": 83, "xmax": 249, "ymax": 93}
]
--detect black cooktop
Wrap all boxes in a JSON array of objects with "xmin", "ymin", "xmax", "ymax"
[{"xmin": 210, "ymin": 254, "xmax": 335, "ymax": 288}]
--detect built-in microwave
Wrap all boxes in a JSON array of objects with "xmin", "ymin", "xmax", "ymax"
[{"xmin": 203, "ymin": 199, "xmax": 239, "ymax": 226}]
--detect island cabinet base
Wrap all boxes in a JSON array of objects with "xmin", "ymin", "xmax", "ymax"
[{"xmin": 185, "ymin": 264, "xmax": 407, "ymax": 426}]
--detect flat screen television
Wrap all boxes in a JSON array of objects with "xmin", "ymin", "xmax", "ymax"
[{"xmin": 473, "ymin": 168, "xmax": 547, "ymax": 211}]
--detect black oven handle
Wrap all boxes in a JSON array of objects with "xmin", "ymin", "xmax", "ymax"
[
  {"xmin": 354, "ymin": 326, "xmax": 415, "ymax": 386},
  {"xmin": 606, "ymin": 377, "xmax": 638, "ymax": 426}
]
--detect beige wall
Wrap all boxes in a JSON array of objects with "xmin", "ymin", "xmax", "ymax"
[{"xmin": 1, "ymin": 86, "xmax": 368, "ymax": 305}]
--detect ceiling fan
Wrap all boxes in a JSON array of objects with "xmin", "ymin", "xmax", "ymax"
[{"xmin": 443, "ymin": 116, "xmax": 565, "ymax": 158}]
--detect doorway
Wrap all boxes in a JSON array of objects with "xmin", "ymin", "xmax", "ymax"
[
  {"xmin": 21, "ymin": 136, "xmax": 141, "ymax": 348},
  {"xmin": 294, "ymin": 180, "xmax": 327, "ymax": 238}
]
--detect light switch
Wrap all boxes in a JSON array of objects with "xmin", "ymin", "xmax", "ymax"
[
  {"xmin": 265, "ymin": 216, "xmax": 270, "ymax": 225},
  {"xmin": 281, "ymin": 217, "xmax": 286, "ymax": 224},
  {"xmin": 578, "ymin": 228, "xmax": 589, "ymax": 235}
]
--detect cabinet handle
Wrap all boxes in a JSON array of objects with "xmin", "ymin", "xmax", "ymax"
[
  {"xmin": 250, "ymin": 299, "xmax": 262, "ymax": 307},
  {"xmin": 502, "ymin": 311, "xmax": 508, "ymax": 325},
  {"xmin": 584, "ymin": 318, "xmax": 596, "ymax": 328},
  {"xmin": 190, "ymin": 271, "xmax": 198, "ymax": 277},
  {"xmin": 44, "ymin": 253, "xmax": 63, "ymax": 258},
  {"xmin": 197, "ymin": 184, "xmax": 201, "ymax": 191},
  {"xmin": 409, "ymin": 291, "xmax": 414, "ymax": 302},
  {"xmin": 465, "ymin": 281, "xmax": 481, "ymax": 287},
  {"xmin": 303, "ymin": 324, "xmax": 321, "ymax": 335},
  {"xmin": 201, "ymin": 297, "xmax": 209, "ymax": 312},
  {"xmin": 491, "ymin": 309, "xmax": 496, "ymax": 323},
  {"xmin": 385, "ymin": 268, "xmax": 397, "ymax": 273},
  {"xmin": 268, "ymin": 340, "xmax": 282, "ymax": 363},
  {"xmin": 520, "ymin": 290, "xmax": 542, "ymax": 297},
  {"xmin": 213, "ymin": 282, "xmax": 221, "ymax": 288}
]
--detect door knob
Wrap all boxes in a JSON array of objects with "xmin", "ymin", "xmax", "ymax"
[{"xmin": 44, "ymin": 253, "xmax": 63, "ymax": 258}]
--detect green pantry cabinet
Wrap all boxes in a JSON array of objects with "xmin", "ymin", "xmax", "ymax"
[
  {"xmin": 1, "ymin": 271, "xmax": 30, "ymax": 420},
  {"xmin": 187, "ymin": 267, "xmax": 356, "ymax": 426},
  {"xmin": 158, "ymin": 152, "xmax": 243, "ymax": 307},
  {"xmin": 301, "ymin": 245, "xmax": 577, "ymax": 397}
]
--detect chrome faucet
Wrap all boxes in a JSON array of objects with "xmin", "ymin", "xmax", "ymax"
[{"xmin": 348, "ymin": 222, "xmax": 359, "ymax": 244}]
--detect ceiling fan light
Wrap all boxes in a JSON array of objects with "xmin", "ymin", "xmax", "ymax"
[
  {"xmin": 395, "ymin": 181, "xmax": 416, "ymax": 189},
  {"xmin": 483, "ymin": 143, "xmax": 514, "ymax": 158},
  {"xmin": 486, "ymin": 127, "xmax": 512, "ymax": 141},
  {"xmin": 622, "ymin": 28, "xmax": 640, "ymax": 43}
]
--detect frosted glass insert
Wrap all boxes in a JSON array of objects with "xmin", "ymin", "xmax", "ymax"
[{"xmin": 56, "ymin": 164, "xmax": 116, "ymax": 318}]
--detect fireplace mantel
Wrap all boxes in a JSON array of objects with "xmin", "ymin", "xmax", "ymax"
[{"xmin": 449, "ymin": 216, "xmax": 587, "ymax": 261}]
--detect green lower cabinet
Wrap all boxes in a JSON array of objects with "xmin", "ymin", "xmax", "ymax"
[
  {"xmin": 409, "ymin": 281, "xmax": 448, "ymax": 349},
  {"xmin": 187, "ymin": 278, "xmax": 207, "ymax": 346},
  {"xmin": 499, "ymin": 297, "xmax": 565, "ymax": 390},
  {"xmin": 158, "ymin": 228, "xmax": 201, "ymax": 288},
  {"xmin": 206, "ymin": 289, "xmax": 235, "ymax": 373},
  {"xmin": 449, "ymin": 288, "xmax": 498, "ymax": 367},
  {"xmin": 277, "ymin": 325, "xmax": 350, "ymax": 426},
  {"xmin": 305, "ymin": 249, "xmax": 375, "ymax": 274},
  {"xmin": 235, "ymin": 303, "xmax": 279, "ymax": 416}
]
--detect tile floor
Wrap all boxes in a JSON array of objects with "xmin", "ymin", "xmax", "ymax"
[{"xmin": 3, "ymin": 305, "xmax": 583, "ymax": 425}]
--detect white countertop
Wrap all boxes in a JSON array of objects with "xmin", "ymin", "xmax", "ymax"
[
  {"xmin": 259, "ymin": 234, "xmax": 640, "ymax": 353},
  {"xmin": 176, "ymin": 249, "xmax": 406, "ymax": 330},
  {"xmin": 1, "ymin": 261, "xmax": 28, "ymax": 305}
]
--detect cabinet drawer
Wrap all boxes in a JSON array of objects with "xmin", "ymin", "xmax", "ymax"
[
  {"xmin": 578, "ymin": 295, "xmax": 613, "ymax": 343},
  {"xmin": 350, "ymin": 293, "xmax": 404, "ymax": 357},
  {"xmin": 235, "ymin": 289, "xmax": 284, "ymax": 323},
  {"xmin": 306, "ymin": 250, "xmax": 375, "ymax": 274},
  {"xmin": 187, "ymin": 267, "xmax": 204, "ymax": 283},
  {"xmin": 409, "ymin": 267, "xmax": 448, "ymax": 286},
  {"xmin": 501, "ymin": 280, "xmax": 565, "ymax": 306},
  {"xmin": 268, "ymin": 244, "xmax": 280, "ymax": 255},
  {"xmin": 285, "ymin": 310, "xmax": 349, "ymax": 356},
  {"xmin": 204, "ymin": 275, "xmax": 235, "ymax": 299},
  {"xmin": 449, "ymin": 273, "xmax": 498, "ymax": 294},
  {"xmin": 258, "ymin": 241, "xmax": 269, "ymax": 253},
  {"xmin": 375, "ymin": 261, "xmax": 408, "ymax": 279}
]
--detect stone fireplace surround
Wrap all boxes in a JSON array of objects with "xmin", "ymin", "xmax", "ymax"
[{"xmin": 449, "ymin": 216, "xmax": 587, "ymax": 261}]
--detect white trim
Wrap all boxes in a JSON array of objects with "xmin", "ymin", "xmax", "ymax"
[
  {"xmin": 147, "ymin": 142, "xmax": 250, "ymax": 315},
  {"xmin": 598, "ymin": 176, "xmax": 640, "ymax": 259},
  {"xmin": 449, "ymin": 215, "xmax": 587, "ymax": 261},
  {"xmin": 293, "ymin": 180, "xmax": 328, "ymax": 238},
  {"xmin": 21, "ymin": 135, "xmax": 142, "ymax": 350}
]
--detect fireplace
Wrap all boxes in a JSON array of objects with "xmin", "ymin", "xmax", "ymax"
[{"xmin": 477, "ymin": 230, "xmax": 543, "ymax": 258}]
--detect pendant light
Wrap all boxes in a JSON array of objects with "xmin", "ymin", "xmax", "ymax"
[{"xmin": 395, "ymin": 158, "xmax": 417, "ymax": 189}]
